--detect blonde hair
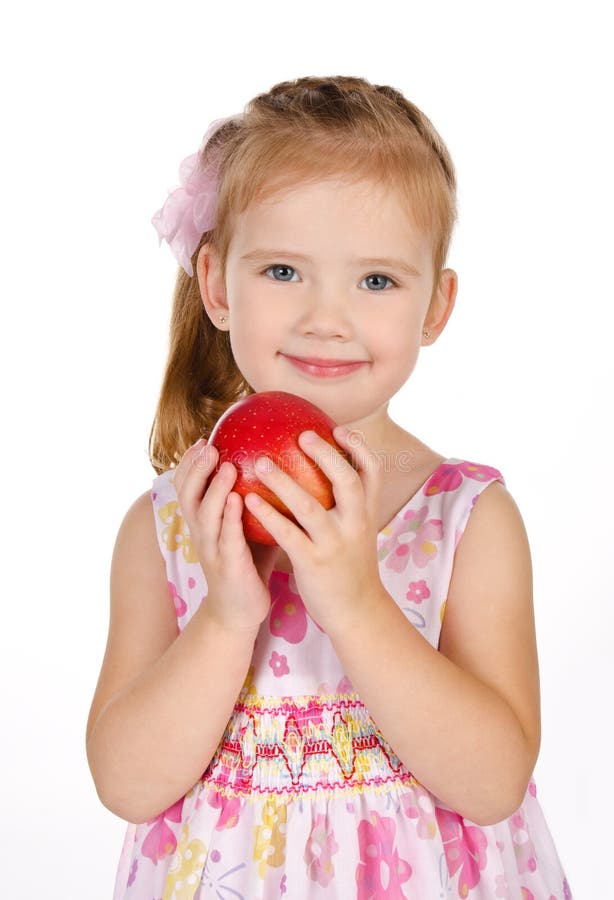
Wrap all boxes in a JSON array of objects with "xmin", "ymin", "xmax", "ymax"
[{"xmin": 149, "ymin": 75, "xmax": 457, "ymax": 473}]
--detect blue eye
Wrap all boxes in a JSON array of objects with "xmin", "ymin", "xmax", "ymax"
[
  {"xmin": 362, "ymin": 273, "xmax": 396, "ymax": 291},
  {"xmin": 262, "ymin": 265, "xmax": 398, "ymax": 290},
  {"xmin": 264, "ymin": 264, "xmax": 298, "ymax": 282}
]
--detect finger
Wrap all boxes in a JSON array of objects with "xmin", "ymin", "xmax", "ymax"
[
  {"xmin": 252, "ymin": 454, "xmax": 326, "ymax": 533},
  {"xmin": 296, "ymin": 430, "xmax": 369, "ymax": 519},
  {"xmin": 332, "ymin": 426, "xmax": 381, "ymax": 477},
  {"xmin": 331, "ymin": 427, "xmax": 383, "ymax": 511},
  {"xmin": 175, "ymin": 443, "xmax": 221, "ymax": 520},
  {"xmin": 244, "ymin": 490, "xmax": 309, "ymax": 554},
  {"xmin": 195, "ymin": 460, "xmax": 238, "ymax": 551},
  {"xmin": 173, "ymin": 440, "xmax": 212, "ymax": 502},
  {"xmin": 172, "ymin": 437, "xmax": 209, "ymax": 495},
  {"xmin": 218, "ymin": 490, "xmax": 245, "ymax": 552}
]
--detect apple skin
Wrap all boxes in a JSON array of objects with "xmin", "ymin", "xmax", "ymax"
[{"xmin": 206, "ymin": 391, "xmax": 352, "ymax": 545}]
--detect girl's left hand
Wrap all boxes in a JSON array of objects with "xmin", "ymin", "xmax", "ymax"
[{"xmin": 244, "ymin": 426, "xmax": 386, "ymax": 634}]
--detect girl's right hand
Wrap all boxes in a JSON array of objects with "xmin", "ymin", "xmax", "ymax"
[{"xmin": 172, "ymin": 438, "xmax": 278, "ymax": 635}]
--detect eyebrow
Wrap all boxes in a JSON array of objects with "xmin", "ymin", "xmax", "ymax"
[{"xmin": 239, "ymin": 248, "xmax": 422, "ymax": 278}]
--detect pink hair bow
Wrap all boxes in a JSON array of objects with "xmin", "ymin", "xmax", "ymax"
[{"xmin": 151, "ymin": 115, "xmax": 234, "ymax": 276}]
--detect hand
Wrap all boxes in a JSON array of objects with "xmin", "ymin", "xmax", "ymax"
[
  {"xmin": 172, "ymin": 438, "xmax": 278, "ymax": 634},
  {"xmin": 243, "ymin": 427, "xmax": 386, "ymax": 633}
]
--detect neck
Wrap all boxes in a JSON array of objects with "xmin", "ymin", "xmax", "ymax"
[{"xmin": 342, "ymin": 406, "xmax": 396, "ymax": 452}]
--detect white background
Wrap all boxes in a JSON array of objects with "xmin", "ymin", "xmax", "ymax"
[{"xmin": 2, "ymin": 1, "xmax": 611, "ymax": 897}]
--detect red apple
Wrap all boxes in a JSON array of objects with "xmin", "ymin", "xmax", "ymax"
[{"xmin": 206, "ymin": 391, "xmax": 351, "ymax": 545}]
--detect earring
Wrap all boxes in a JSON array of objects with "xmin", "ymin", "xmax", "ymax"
[
  {"xmin": 423, "ymin": 330, "xmax": 430, "ymax": 339},
  {"xmin": 219, "ymin": 315, "xmax": 227, "ymax": 323}
]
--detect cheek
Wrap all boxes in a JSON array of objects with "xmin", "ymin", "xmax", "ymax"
[
  {"xmin": 374, "ymin": 320, "xmax": 420, "ymax": 358},
  {"xmin": 227, "ymin": 316, "xmax": 279, "ymax": 384},
  {"xmin": 375, "ymin": 326, "xmax": 423, "ymax": 382}
]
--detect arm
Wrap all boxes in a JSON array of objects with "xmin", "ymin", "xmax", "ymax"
[
  {"xmin": 327, "ymin": 481, "xmax": 541, "ymax": 826},
  {"xmin": 86, "ymin": 491, "xmax": 258, "ymax": 825}
]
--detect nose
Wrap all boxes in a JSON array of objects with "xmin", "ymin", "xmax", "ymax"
[{"xmin": 298, "ymin": 286, "xmax": 354, "ymax": 340}]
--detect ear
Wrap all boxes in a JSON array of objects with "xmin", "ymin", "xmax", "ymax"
[
  {"xmin": 196, "ymin": 243, "xmax": 229, "ymax": 330},
  {"xmin": 422, "ymin": 268, "xmax": 457, "ymax": 345}
]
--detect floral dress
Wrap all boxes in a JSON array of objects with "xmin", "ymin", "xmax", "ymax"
[{"xmin": 112, "ymin": 458, "xmax": 572, "ymax": 899}]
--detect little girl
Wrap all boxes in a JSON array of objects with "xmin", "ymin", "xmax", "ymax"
[{"xmin": 86, "ymin": 75, "xmax": 572, "ymax": 899}]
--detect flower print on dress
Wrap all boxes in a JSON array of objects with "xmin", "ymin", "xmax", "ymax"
[
  {"xmin": 435, "ymin": 807, "xmax": 488, "ymax": 898},
  {"xmin": 423, "ymin": 462, "xmax": 464, "ymax": 496},
  {"xmin": 379, "ymin": 505, "xmax": 443, "ymax": 574},
  {"xmin": 356, "ymin": 811, "xmax": 412, "ymax": 898},
  {"xmin": 401, "ymin": 782, "xmax": 437, "ymax": 840},
  {"xmin": 403, "ymin": 579, "xmax": 431, "ymax": 630},
  {"xmin": 406, "ymin": 579, "xmax": 430, "ymax": 604},
  {"xmin": 168, "ymin": 581, "xmax": 187, "ymax": 618},
  {"xmin": 161, "ymin": 822, "xmax": 207, "ymax": 900},
  {"xmin": 142, "ymin": 797, "xmax": 184, "ymax": 864},
  {"xmin": 424, "ymin": 461, "xmax": 504, "ymax": 497},
  {"xmin": 509, "ymin": 809, "xmax": 537, "ymax": 875},
  {"xmin": 157, "ymin": 500, "xmax": 198, "ymax": 563},
  {"xmin": 269, "ymin": 572, "xmax": 308, "ymax": 643},
  {"xmin": 206, "ymin": 789, "xmax": 242, "ymax": 830},
  {"xmin": 253, "ymin": 799, "xmax": 287, "ymax": 879},
  {"xmin": 304, "ymin": 813, "xmax": 339, "ymax": 886},
  {"xmin": 268, "ymin": 650, "xmax": 290, "ymax": 678}
]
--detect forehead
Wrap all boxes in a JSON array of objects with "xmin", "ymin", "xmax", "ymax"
[{"xmin": 228, "ymin": 176, "xmax": 432, "ymax": 261}]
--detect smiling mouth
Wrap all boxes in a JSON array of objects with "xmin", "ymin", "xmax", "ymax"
[{"xmin": 282, "ymin": 354, "xmax": 368, "ymax": 378}]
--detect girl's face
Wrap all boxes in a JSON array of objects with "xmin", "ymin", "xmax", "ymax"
[{"xmin": 199, "ymin": 176, "xmax": 456, "ymax": 439}]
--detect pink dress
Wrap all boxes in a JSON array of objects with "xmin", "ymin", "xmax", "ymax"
[{"xmin": 113, "ymin": 458, "xmax": 572, "ymax": 899}]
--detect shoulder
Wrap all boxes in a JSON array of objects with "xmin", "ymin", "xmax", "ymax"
[
  {"xmin": 443, "ymin": 479, "xmax": 533, "ymax": 623},
  {"xmin": 121, "ymin": 486, "xmax": 156, "ymax": 521},
  {"xmin": 111, "ymin": 487, "xmax": 171, "ymax": 601},
  {"xmin": 111, "ymin": 487, "xmax": 175, "ymax": 619},
  {"xmin": 115, "ymin": 488, "xmax": 160, "ymax": 555},
  {"xmin": 452, "ymin": 479, "xmax": 528, "ymax": 566}
]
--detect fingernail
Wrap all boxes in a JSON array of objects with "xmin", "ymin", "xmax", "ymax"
[
  {"xmin": 195, "ymin": 441, "xmax": 209, "ymax": 460},
  {"xmin": 255, "ymin": 456, "xmax": 274, "ymax": 473}
]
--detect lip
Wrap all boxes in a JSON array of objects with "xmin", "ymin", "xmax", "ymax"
[{"xmin": 282, "ymin": 353, "xmax": 368, "ymax": 378}]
